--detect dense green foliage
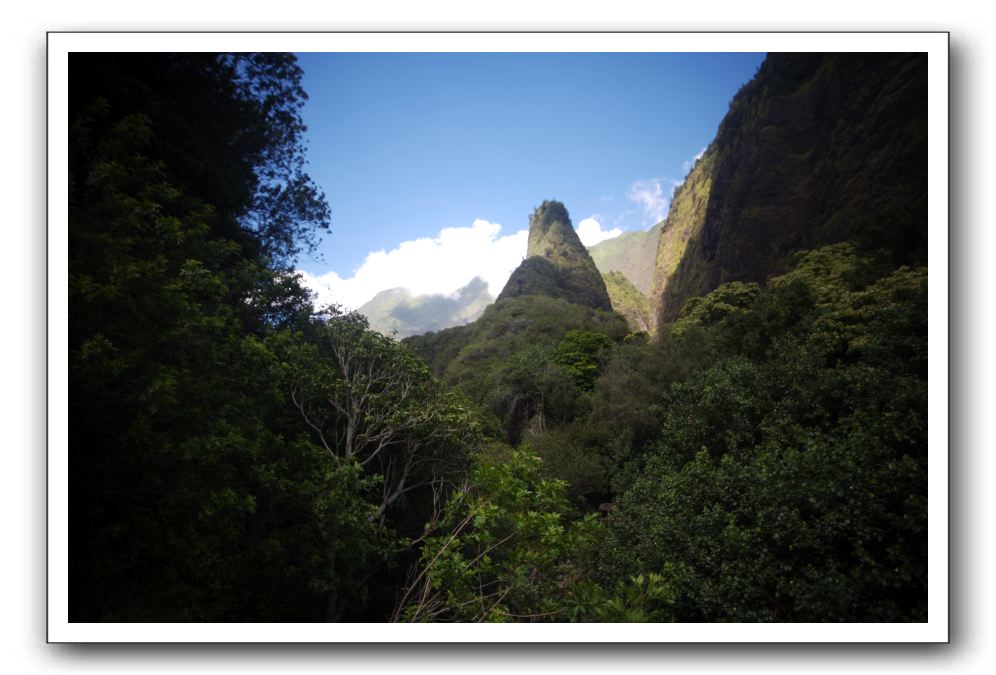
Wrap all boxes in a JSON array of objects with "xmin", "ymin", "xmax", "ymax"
[
  {"xmin": 71, "ymin": 53, "xmax": 331, "ymax": 269},
  {"xmin": 554, "ymin": 329, "xmax": 616, "ymax": 391},
  {"xmin": 396, "ymin": 449, "xmax": 603, "ymax": 622},
  {"xmin": 69, "ymin": 53, "xmax": 477, "ymax": 621},
  {"xmin": 396, "ymin": 449, "xmax": 685, "ymax": 623},
  {"xmin": 600, "ymin": 245, "xmax": 928, "ymax": 621}
]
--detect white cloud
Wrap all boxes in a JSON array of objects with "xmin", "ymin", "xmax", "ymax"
[
  {"xmin": 576, "ymin": 217, "xmax": 622, "ymax": 246},
  {"xmin": 623, "ymin": 149, "xmax": 707, "ymax": 230},
  {"xmin": 626, "ymin": 178, "xmax": 678, "ymax": 226},
  {"xmin": 298, "ymin": 219, "xmax": 528, "ymax": 311}
]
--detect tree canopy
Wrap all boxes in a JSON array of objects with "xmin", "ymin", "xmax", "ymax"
[{"xmin": 69, "ymin": 53, "xmax": 434, "ymax": 620}]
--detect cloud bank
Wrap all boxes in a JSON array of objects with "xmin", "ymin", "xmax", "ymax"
[
  {"xmin": 299, "ymin": 219, "xmax": 529, "ymax": 311},
  {"xmin": 576, "ymin": 217, "xmax": 622, "ymax": 246}
]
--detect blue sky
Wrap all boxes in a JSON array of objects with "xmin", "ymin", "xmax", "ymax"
[{"xmin": 293, "ymin": 52, "xmax": 765, "ymax": 308}]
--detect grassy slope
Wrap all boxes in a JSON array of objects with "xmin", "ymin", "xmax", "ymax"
[
  {"xmin": 601, "ymin": 270, "xmax": 650, "ymax": 333},
  {"xmin": 406, "ymin": 294, "xmax": 629, "ymax": 381}
]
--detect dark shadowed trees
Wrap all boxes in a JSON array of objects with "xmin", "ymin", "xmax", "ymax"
[{"xmin": 69, "ymin": 53, "xmax": 345, "ymax": 620}]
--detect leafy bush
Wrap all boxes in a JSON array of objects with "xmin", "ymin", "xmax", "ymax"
[
  {"xmin": 554, "ymin": 329, "xmax": 614, "ymax": 391},
  {"xmin": 396, "ymin": 450, "xmax": 604, "ymax": 622}
]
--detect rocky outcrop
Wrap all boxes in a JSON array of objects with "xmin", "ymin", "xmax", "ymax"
[{"xmin": 498, "ymin": 200, "xmax": 612, "ymax": 311}]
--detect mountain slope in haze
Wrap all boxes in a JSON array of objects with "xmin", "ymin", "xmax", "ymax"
[
  {"xmin": 357, "ymin": 276, "xmax": 492, "ymax": 338},
  {"xmin": 650, "ymin": 53, "xmax": 928, "ymax": 328},
  {"xmin": 587, "ymin": 221, "xmax": 663, "ymax": 296},
  {"xmin": 497, "ymin": 200, "xmax": 612, "ymax": 311}
]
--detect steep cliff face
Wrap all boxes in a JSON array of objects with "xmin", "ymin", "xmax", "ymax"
[
  {"xmin": 648, "ymin": 149, "xmax": 717, "ymax": 329},
  {"xmin": 651, "ymin": 53, "xmax": 928, "ymax": 328},
  {"xmin": 498, "ymin": 200, "xmax": 613, "ymax": 311}
]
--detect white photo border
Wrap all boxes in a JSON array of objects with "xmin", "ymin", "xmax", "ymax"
[{"xmin": 47, "ymin": 31, "xmax": 949, "ymax": 643}]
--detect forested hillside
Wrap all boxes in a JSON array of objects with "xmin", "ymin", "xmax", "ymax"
[{"xmin": 68, "ymin": 52, "xmax": 929, "ymax": 623}]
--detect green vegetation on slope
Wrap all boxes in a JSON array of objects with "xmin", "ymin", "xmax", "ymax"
[
  {"xmin": 400, "ymin": 244, "xmax": 927, "ymax": 622},
  {"xmin": 587, "ymin": 221, "xmax": 662, "ymax": 296},
  {"xmin": 498, "ymin": 200, "xmax": 612, "ymax": 311},
  {"xmin": 600, "ymin": 244, "xmax": 927, "ymax": 621},
  {"xmin": 602, "ymin": 270, "xmax": 651, "ymax": 332},
  {"xmin": 406, "ymin": 294, "xmax": 629, "ymax": 446}
]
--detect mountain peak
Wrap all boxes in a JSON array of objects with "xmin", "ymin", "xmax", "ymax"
[
  {"xmin": 526, "ymin": 200, "xmax": 578, "ymax": 259},
  {"xmin": 497, "ymin": 200, "xmax": 612, "ymax": 311}
]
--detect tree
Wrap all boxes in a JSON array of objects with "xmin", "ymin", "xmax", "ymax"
[
  {"xmin": 599, "ymin": 246, "xmax": 928, "ymax": 621},
  {"xmin": 70, "ymin": 52, "xmax": 330, "ymax": 268},
  {"xmin": 68, "ymin": 53, "xmax": 340, "ymax": 620},
  {"xmin": 394, "ymin": 450, "xmax": 604, "ymax": 622},
  {"xmin": 280, "ymin": 311, "xmax": 482, "ymax": 522},
  {"xmin": 554, "ymin": 329, "xmax": 614, "ymax": 391}
]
